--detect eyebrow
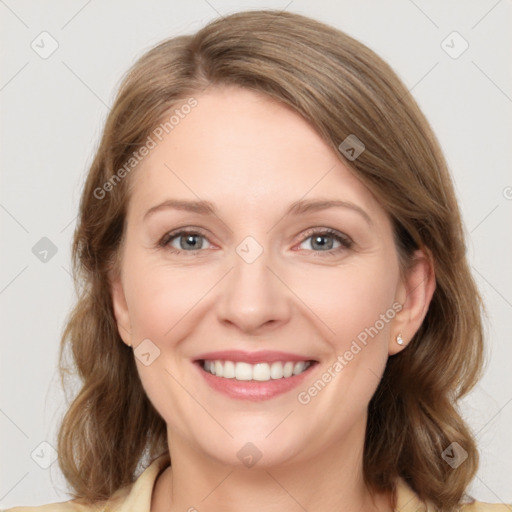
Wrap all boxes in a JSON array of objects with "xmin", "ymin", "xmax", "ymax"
[{"xmin": 143, "ymin": 198, "xmax": 372, "ymax": 225}]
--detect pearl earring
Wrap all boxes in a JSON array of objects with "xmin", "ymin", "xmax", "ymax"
[{"xmin": 396, "ymin": 333, "xmax": 405, "ymax": 345}]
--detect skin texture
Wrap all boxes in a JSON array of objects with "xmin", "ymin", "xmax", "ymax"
[{"xmin": 111, "ymin": 85, "xmax": 435, "ymax": 512}]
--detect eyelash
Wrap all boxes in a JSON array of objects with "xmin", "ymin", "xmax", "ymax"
[{"xmin": 158, "ymin": 227, "xmax": 353, "ymax": 258}]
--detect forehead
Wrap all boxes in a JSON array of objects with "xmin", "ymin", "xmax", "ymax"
[{"xmin": 127, "ymin": 86, "xmax": 385, "ymax": 225}]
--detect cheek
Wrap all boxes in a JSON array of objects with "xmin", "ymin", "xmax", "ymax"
[
  {"xmin": 291, "ymin": 260, "xmax": 399, "ymax": 435},
  {"xmin": 293, "ymin": 258, "xmax": 399, "ymax": 352},
  {"xmin": 123, "ymin": 256, "xmax": 211, "ymax": 342}
]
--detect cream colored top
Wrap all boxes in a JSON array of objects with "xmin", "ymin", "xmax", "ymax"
[{"xmin": 3, "ymin": 454, "xmax": 510, "ymax": 511}]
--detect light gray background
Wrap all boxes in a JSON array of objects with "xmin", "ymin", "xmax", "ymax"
[{"xmin": 1, "ymin": 0, "xmax": 511, "ymax": 508}]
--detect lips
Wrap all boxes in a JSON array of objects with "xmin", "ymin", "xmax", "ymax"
[
  {"xmin": 194, "ymin": 350, "xmax": 316, "ymax": 364},
  {"xmin": 193, "ymin": 350, "xmax": 319, "ymax": 401}
]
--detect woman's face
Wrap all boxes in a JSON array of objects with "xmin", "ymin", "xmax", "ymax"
[{"xmin": 111, "ymin": 85, "xmax": 418, "ymax": 469}]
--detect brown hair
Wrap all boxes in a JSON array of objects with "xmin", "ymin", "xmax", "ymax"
[{"xmin": 57, "ymin": 9, "xmax": 484, "ymax": 510}]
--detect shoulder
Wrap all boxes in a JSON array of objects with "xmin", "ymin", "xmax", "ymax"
[
  {"xmin": 1, "ymin": 491, "xmax": 125, "ymax": 512},
  {"xmin": 458, "ymin": 501, "xmax": 512, "ymax": 511},
  {"xmin": 0, "ymin": 501, "xmax": 101, "ymax": 512},
  {"xmin": 395, "ymin": 477, "xmax": 511, "ymax": 512}
]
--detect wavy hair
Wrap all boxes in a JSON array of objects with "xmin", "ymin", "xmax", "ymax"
[{"xmin": 57, "ymin": 10, "xmax": 484, "ymax": 511}]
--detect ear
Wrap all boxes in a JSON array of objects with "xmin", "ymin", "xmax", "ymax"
[
  {"xmin": 389, "ymin": 249, "xmax": 436, "ymax": 355},
  {"xmin": 110, "ymin": 274, "xmax": 133, "ymax": 347}
]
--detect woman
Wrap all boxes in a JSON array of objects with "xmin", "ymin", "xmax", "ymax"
[{"xmin": 5, "ymin": 9, "xmax": 509, "ymax": 512}]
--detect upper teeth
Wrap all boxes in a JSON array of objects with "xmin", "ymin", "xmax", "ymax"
[{"xmin": 202, "ymin": 360, "xmax": 311, "ymax": 381}]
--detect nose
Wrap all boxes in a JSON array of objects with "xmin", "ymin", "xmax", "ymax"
[{"xmin": 216, "ymin": 241, "xmax": 292, "ymax": 335}]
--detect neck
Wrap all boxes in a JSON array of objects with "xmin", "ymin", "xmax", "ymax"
[{"xmin": 151, "ymin": 418, "xmax": 392, "ymax": 512}]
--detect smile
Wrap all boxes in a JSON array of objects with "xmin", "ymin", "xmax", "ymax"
[{"xmin": 201, "ymin": 360, "xmax": 313, "ymax": 381}]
